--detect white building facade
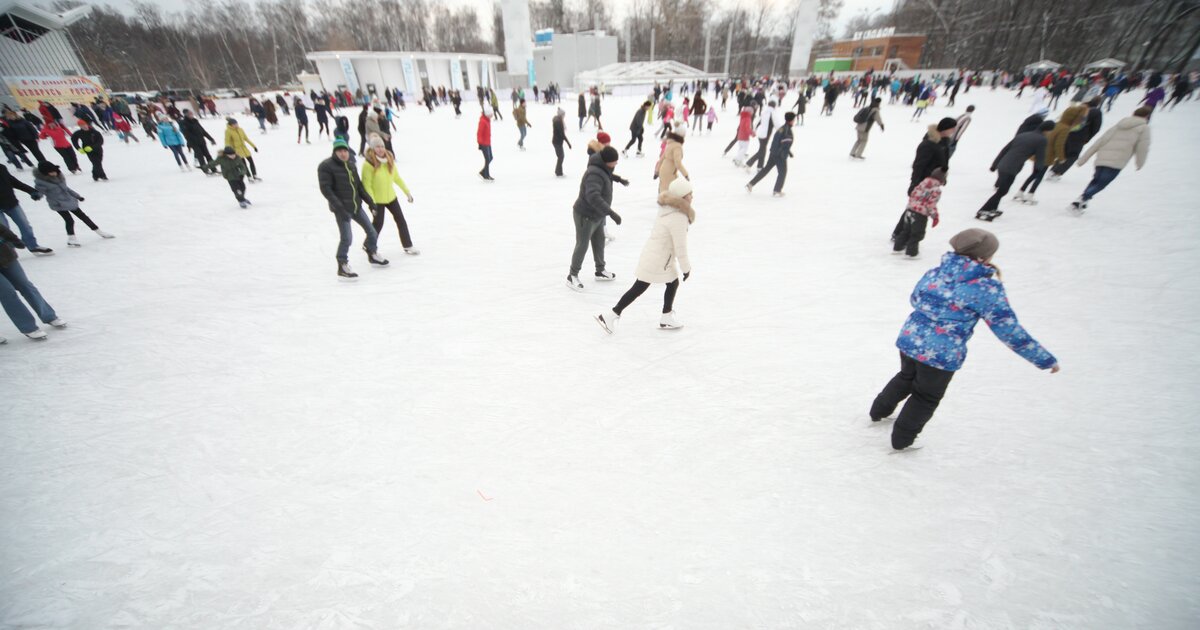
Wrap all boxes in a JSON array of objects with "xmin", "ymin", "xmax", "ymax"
[{"xmin": 305, "ymin": 51, "xmax": 505, "ymax": 99}]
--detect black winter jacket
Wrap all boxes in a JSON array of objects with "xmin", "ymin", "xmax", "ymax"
[
  {"xmin": 3, "ymin": 118, "xmax": 39, "ymax": 144},
  {"xmin": 910, "ymin": 131, "xmax": 950, "ymax": 188},
  {"xmin": 629, "ymin": 107, "xmax": 645, "ymax": 132},
  {"xmin": 318, "ymin": 150, "xmax": 374, "ymax": 216},
  {"xmin": 572, "ymin": 153, "xmax": 614, "ymax": 221},
  {"xmin": 0, "ymin": 222, "xmax": 23, "ymax": 268},
  {"xmin": 0, "ymin": 164, "xmax": 38, "ymax": 209},
  {"xmin": 991, "ymin": 131, "xmax": 1047, "ymax": 175},
  {"xmin": 71, "ymin": 128, "xmax": 104, "ymax": 151},
  {"xmin": 180, "ymin": 118, "xmax": 214, "ymax": 147}
]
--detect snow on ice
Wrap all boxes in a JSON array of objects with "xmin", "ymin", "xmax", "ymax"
[{"xmin": 1, "ymin": 87, "xmax": 1198, "ymax": 628}]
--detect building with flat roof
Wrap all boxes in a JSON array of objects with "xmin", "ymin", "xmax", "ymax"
[
  {"xmin": 0, "ymin": 0, "xmax": 100, "ymax": 111},
  {"xmin": 828, "ymin": 28, "xmax": 926, "ymax": 73},
  {"xmin": 532, "ymin": 30, "xmax": 618, "ymax": 90},
  {"xmin": 305, "ymin": 51, "xmax": 504, "ymax": 99}
]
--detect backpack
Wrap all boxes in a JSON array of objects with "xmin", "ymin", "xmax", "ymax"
[{"xmin": 853, "ymin": 107, "xmax": 870, "ymax": 124}]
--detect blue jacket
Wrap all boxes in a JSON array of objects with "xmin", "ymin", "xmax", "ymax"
[
  {"xmin": 896, "ymin": 253, "xmax": 1056, "ymax": 372},
  {"xmin": 157, "ymin": 121, "xmax": 184, "ymax": 147}
]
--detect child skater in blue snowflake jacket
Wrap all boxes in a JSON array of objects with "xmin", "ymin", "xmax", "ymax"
[{"xmin": 870, "ymin": 228, "xmax": 1060, "ymax": 450}]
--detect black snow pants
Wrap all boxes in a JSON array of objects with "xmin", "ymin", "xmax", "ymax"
[{"xmin": 870, "ymin": 351, "xmax": 956, "ymax": 449}]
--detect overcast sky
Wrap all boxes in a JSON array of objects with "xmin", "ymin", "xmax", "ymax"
[{"xmin": 94, "ymin": 0, "xmax": 891, "ymax": 39}]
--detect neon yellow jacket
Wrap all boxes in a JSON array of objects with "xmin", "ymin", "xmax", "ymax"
[
  {"xmin": 360, "ymin": 159, "xmax": 411, "ymax": 205},
  {"xmin": 224, "ymin": 125, "xmax": 256, "ymax": 158}
]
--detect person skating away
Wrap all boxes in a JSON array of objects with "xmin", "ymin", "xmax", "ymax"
[
  {"xmin": 552, "ymin": 108, "xmax": 572, "ymax": 177},
  {"xmin": 362, "ymin": 135, "xmax": 420, "ymax": 256},
  {"xmin": 622, "ymin": 101, "xmax": 650, "ymax": 157},
  {"xmin": 1014, "ymin": 103, "xmax": 1088, "ymax": 204},
  {"xmin": 294, "ymin": 97, "xmax": 310, "ymax": 144},
  {"xmin": 318, "ymin": 139, "xmax": 389, "ymax": 279},
  {"xmin": 870, "ymin": 228, "xmax": 1059, "ymax": 450},
  {"xmin": 3, "ymin": 110, "xmax": 46, "ymax": 164},
  {"xmin": 1139, "ymin": 85, "xmax": 1166, "ymax": 111},
  {"xmin": 0, "ymin": 222, "xmax": 67, "ymax": 341},
  {"xmin": 365, "ymin": 106, "xmax": 391, "ymax": 153},
  {"xmin": 850, "ymin": 97, "xmax": 884, "ymax": 159},
  {"xmin": 596, "ymin": 177, "xmax": 694, "ymax": 334},
  {"xmin": 38, "ymin": 120, "xmax": 81, "ymax": 174},
  {"xmin": 514, "ymin": 99, "xmax": 532, "ymax": 150},
  {"xmin": 1070, "ymin": 106, "xmax": 1152, "ymax": 215},
  {"xmin": 947, "ymin": 105, "xmax": 974, "ymax": 158},
  {"xmin": 891, "ymin": 167, "xmax": 945, "ymax": 259},
  {"xmin": 586, "ymin": 94, "xmax": 603, "ymax": 130},
  {"xmin": 1048, "ymin": 98, "xmax": 1102, "ymax": 181},
  {"xmin": 0, "ymin": 164, "xmax": 51, "ymax": 255},
  {"xmin": 263, "ymin": 99, "xmax": 279, "ymax": 128},
  {"xmin": 156, "ymin": 115, "xmax": 191, "ymax": 172},
  {"xmin": 745, "ymin": 112, "xmax": 796, "ymax": 197},
  {"xmin": 32, "ymin": 162, "xmax": 114, "ymax": 247},
  {"xmin": 732, "ymin": 106, "xmax": 754, "ymax": 167},
  {"xmin": 475, "ymin": 108, "xmax": 496, "ymax": 182},
  {"xmin": 976, "ymin": 121, "xmax": 1052, "ymax": 221},
  {"xmin": 224, "ymin": 118, "xmax": 260, "ymax": 182},
  {"xmin": 70, "ymin": 119, "xmax": 106, "ymax": 181},
  {"xmin": 655, "ymin": 123, "xmax": 689, "ymax": 194},
  {"xmin": 566, "ymin": 146, "xmax": 622, "ymax": 291},
  {"xmin": 249, "ymin": 98, "xmax": 267, "ymax": 133},
  {"xmin": 746, "ymin": 100, "xmax": 776, "ymax": 170},
  {"xmin": 199, "ymin": 146, "xmax": 252, "ymax": 208},
  {"xmin": 792, "ymin": 91, "xmax": 807, "ymax": 125},
  {"xmin": 911, "ymin": 86, "xmax": 932, "ymax": 120},
  {"xmin": 0, "ymin": 133, "xmax": 33, "ymax": 171},
  {"xmin": 111, "ymin": 112, "xmax": 139, "ymax": 144}
]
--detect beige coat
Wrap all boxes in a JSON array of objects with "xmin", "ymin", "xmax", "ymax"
[
  {"xmin": 656, "ymin": 139, "xmax": 689, "ymax": 193},
  {"xmin": 635, "ymin": 193, "xmax": 693, "ymax": 284},
  {"xmin": 1078, "ymin": 115, "xmax": 1151, "ymax": 171}
]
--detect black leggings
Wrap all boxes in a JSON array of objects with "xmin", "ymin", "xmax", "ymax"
[
  {"xmin": 870, "ymin": 351, "xmax": 955, "ymax": 449},
  {"xmin": 624, "ymin": 130, "xmax": 643, "ymax": 152},
  {"xmin": 228, "ymin": 178, "xmax": 246, "ymax": 202},
  {"xmin": 1020, "ymin": 165, "xmax": 1047, "ymax": 193},
  {"xmin": 317, "ymin": 119, "xmax": 330, "ymax": 136},
  {"xmin": 370, "ymin": 199, "xmax": 413, "ymax": 248},
  {"xmin": 614, "ymin": 279, "xmax": 679, "ymax": 315},
  {"xmin": 245, "ymin": 155, "xmax": 257, "ymax": 177},
  {"xmin": 57, "ymin": 209, "xmax": 99, "ymax": 235},
  {"xmin": 297, "ymin": 120, "xmax": 309, "ymax": 142}
]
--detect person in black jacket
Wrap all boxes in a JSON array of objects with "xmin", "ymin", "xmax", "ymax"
[
  {"xmin": 71, "ymin": 119, "xmax": 106, "ymax": 181},
  {"xmin": 1049, "ymin": 97, "xmax": 1103, "ymax": 180},
  {"xmin": 294, "ymin": 97, "xmax": 310, "ymax": 144},
  {"xmin": 552, "ymin": 108, "xmax": 572, "ymax": 177},
  {"xmin": 577, "ymin": 93, "xmax": 587, "ymax": 130},
  {"xmin": 622, "ymin": 101, "xmax": 649, "ymax": 157},
  {"xmin": 317, "ymin": 139, "xmax": 388, "ymax": 278},
  {"xmin": 746, "ymin": 112, "xmax": 796, "ymax": 196},
  {"xmin": 179, "ymin": 110, "xmax": 215, "ymax": 168},
  {"xmin": 0, "ymin": 164, "xmax": 51, "ymax": 255},
  {"xmin": 0, "ymin": 222, "xmax": 65, "ymax": 342},
  {"xmin": 1015, "ymin": 108, "xmax": 1048, "ymax": 135},
  {"xmin": 909, "ymin": 117, "xmax": 957, "ymax": 194},
  {"xmin": 314, "ymin": 97, "xmax": 331, "ymax": 139},
  {"xmin": 566, "ymin": 147, "xmax": 622, "ymax": 291},
  {"xmin": 3, "ymin": 110, "xmax": 45, "ymax": 163},
  {"xmin": 976, "ymin": 121, "xmax": 1053, "ymax": 221}
]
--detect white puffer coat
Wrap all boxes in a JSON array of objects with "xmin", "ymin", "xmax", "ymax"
[
  {"xmin": 635, "ymin": 193, "xmax": 693, "ymax": 284},
  {"xmin": 1078, "ymin": 115, "xmax": 1151, "ymax": 170}
]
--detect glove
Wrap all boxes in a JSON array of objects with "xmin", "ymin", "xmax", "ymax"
[
  {"xmin": 253, "ymin": 147, "xmax": 259, "ymax": 152},
  {"xmin": 12, "ymin": 238, "xmax": 26, "ymax": 249},
  {"xmin": 931, "ymin": 215, "xmax": 939, "ymax": 228},
  {"xmin": 683, "ymin": 271, "xmax": 690, "ymax": 282},
  {"xmin": 77, "ymin": 197, "xmax": 85, "ymax": 202},
  {"xmin": 406, "ymin": 194, "xmax": 414, "ymax": 203},
  {"xmin": 607, "ymin": 210, "xmax": 622, "ymax": 225},
  {"xmin": 30, "ymin": 192, "xmax": 42, "ymax": 201},
  {"xmin": 989, "ymin": 166, "xmax": 996, "ymax": 172}
]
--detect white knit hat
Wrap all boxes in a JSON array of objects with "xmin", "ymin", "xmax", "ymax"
[
  {"xmin": 668, "ymin": 177, "xmax": 693, "ymax": 198},
  {"xmin": 367, "ymin": 133, "xmax": 385, "ymax": 149}
]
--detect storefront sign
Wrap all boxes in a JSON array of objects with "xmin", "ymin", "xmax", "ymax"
[{"xmin": 852, "ymin": 27, "xmax": 895, "ymax": 41}]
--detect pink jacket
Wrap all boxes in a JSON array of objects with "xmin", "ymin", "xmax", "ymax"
[{"xmin": 906, "ymin": 177, "xmax": 943, "ymax": 220}]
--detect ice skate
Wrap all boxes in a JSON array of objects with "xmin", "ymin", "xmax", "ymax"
[
  {"xmin": 595, "ymin": 310, "xmax": 619, "ymax": 334},
  {"xmin": 1069, "ymin": 197, "xmax": 1087, "ymax": 215},
  {"xmin": 30, "ymin": 246, "xmax": 54, "ymax": 255},
  {"xmin": 1047, "ymin": 172, "xmax": 1062, "ymax": 182},
  {"xmin": 621, "ymin": 149, "xmax": 628, "ymax": 158},
  {"xmin": 178, "ymin": 164, "xmax": 187, "ymax": 172},
  {"xmin": 773, "ymin": 191, "xmax": 785, "ymax": 197},
  {"xmin": 975, "ymin": 210, "xmax": 1002, "ymax": 222},
  {"xmin": 659, "ymin": 311, "xmax": 683, "ymax": 330},
  {"xmin": 745, "ymin": 183, "xmax": 753, "ymax": 193},
  {"xmin": 903, "ymin": 253, "xmax": 921, "ymax": 260},
  {"xmin": 566, "ymin": 274, "xmax": 584, "ymax": 291},
  {"xmin": 594, "ymin": 270, "xmax": 615, "ymax": 281},
  {"xmin": 636, "ymin": 151, "xmax": 643, "ymax": 157},
  {"xmin": 404, "ymin": 247, "xmax": 421, "ymax": 255},
  {"xmin": 49, "ymin": 319, "xmax": 67, "ymax": 328},
  {"xmin": 367, "ymin": 251, "xmax": 390, "ymax": 266},
  {"xmin": 24, "ymin": 329, "xmax": 47, "ymax": 341},
  {"xmin": 67, "ymin": 235, "xmax": 80, "ymax": 247},
  {"xmin": 238, "ymin": 200, "xmax": 250, "ymax": 208},
  {"xmin": 1023, "ymin": 193, "xmax": 1039, "ymax": 205},
  {"xmin": 94, "ymin": 229, "xmax": 114, "ymax": 239},
  {"xmin": 337, "ymin": 262, "xmax": 358, "ymax": 278}
]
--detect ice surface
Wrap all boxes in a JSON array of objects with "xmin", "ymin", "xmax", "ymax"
[{"xmin": 2, "ymin": 87, "xmax": 1198, "ymax": 629}]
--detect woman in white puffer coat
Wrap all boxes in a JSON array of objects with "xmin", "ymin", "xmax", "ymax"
[{"xmin": 595, "ymin": 177, "xmax": 694, "ymax": 333}]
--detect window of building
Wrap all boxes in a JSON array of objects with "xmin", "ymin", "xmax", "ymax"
[
  {"xmin": 0, "ymin": 14, "xmax": 50, "ymax": 44},
  {"xmin": 889, "ymin": 46, "xmax": 899, "ymax": 58}
]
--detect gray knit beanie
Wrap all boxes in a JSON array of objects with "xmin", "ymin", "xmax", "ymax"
[{"xmin": 950, "ymin": 228, "xmax": 999, "ymax": 261}]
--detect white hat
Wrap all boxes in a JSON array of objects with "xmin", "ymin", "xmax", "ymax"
[
  {"xmin": 368, "ymin": 133, "xmax": 385, "ymax": 149},
  {"xmin": 668, "ymin": 177, "xmax": 693, "ymax": 198}
]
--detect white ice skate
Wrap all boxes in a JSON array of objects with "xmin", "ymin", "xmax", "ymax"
[
  {"xmin": 595, "ymin": 310, "xmax": 619, "ymax": 334},
  {"xmin": 566, "ymin": 275, "xmax": 584, "ymax": 291},
  {"xmin": 1047, "ymin": 172, "xmax": 1062, "ymax": 182},
  {"xmin": 594, "ymin": 270, "xmax": 616, "ymax": 281},
  {"xmin": 49, "ymin": 319, "xmax": 67, "ymax": 328},
  {"xmin": 1023, "ymin": 193, "xmax": 1039, "ymax": 205},
  {"xmin": 94, "ymin": 229, "xmax": 114, "ymax": 239},
  {"xmin": 67, "ymin": 235, "xmax": 80, "ymax": 247},
  {"xmin": 1069, "ymin": 197, "xmax": 1088, "ymax": 216},
  {"xmin": 659, "ymin": 311, "xmax": 683, "ymax": 330},
  {"xmin": 24, "ymin": 329, "xmax": 47, "ymax": 340},
  {"xmin": 404, "ymin": 247, "xmax": 421, "ymax": 255},
  {"xmin": 1011, "ymin": 190, "xmax": 1028, "ymax": 203}
]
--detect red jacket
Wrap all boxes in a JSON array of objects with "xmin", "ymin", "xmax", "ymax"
[
  {"xmin": 39, "ymin": 123, "xmax": 72, "ymax": 149},
  {"xmin": 476, "ymin": 114, "xmax": 491, "ymax": 146},
  {"xmin": 736, "ymin": 109, "xmax": 753, "ymax": 141},
  {"xmin": 112, "ymin": 113, "xmax": 132, "ymax": 133}
]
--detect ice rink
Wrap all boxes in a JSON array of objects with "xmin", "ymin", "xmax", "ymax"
[{"xmin": 2, "ymin": 86, "xmax": 1198, "ymax": 628}]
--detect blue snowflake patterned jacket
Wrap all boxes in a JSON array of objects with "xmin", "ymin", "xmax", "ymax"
[{"xmin": 896, "ymin": 253, "xmax": 1057, "ymax": 372}]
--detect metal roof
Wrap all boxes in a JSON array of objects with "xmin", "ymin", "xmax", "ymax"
[
  {"xmin": 575, "ymin": 61, "xmax": 725, "ymax": 86},
  {"xmin": 0, "ymin": 0, "xmax": 90, "ymax": 30},
  {"xmin": 306, "ymin": 51, "xmax": 504, "ymax": 63}
]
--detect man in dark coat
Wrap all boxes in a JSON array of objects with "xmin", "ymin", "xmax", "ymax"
[
  {"xmin": 317, "ymin": 139, "xmax": 387, "ymax": 278},
  {"xmin": 746, "ymin": 112, "xmax": 796, "ymax": 196},
  {"xmin": 3, "ymin": 111, "xmax": 45, "ymax": 163},
  {"xmin": 1049, "ymin": 97, "xmax": 1103, "ymax": 179},
  {"xmin": 70, "ymin": 120, "xmax": 106, "ymax": 181},
  {"xmin": 623, "ymin": 101, "xmax": 649, "ymax": 157},
  {"xmin": 976, "ymin": 121, "xmax": 1053, "ymax": 220},
  {"xmin": 566, "ymin": 146, "xmax": 622, "ymax": 290},
  {"xmin": 910, "ymin": 117, "xmax": 957, "ymax": 194},
  {"xmin": 180, "ymin": 110, "xmax": 215, "ymax": 167}
]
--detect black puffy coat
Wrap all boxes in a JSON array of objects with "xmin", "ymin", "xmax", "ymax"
[
  {"xmin": 317, "ymin": 150, "xmax": 374, "ymax": 216},
  {"xmin": 909, "ymin": 127, "xmax": 950, "ymax": 192},
  {"xmin": 572, "ymin": 153, "xmax": 614, "ymax": 221},
  {"xmin": 71, "ymin": 128, "xmax": 104, "ymax": 151},
  {"xmin": 991, "ymin": 131, "xmax": 1048, "ymax": 175},
  {"xmin": 180, "ymin": 118, "xmax": 214, "ymax": 148},
  {"xmin": 3, "ymin": 118, "xmax": 39, "ymax": 144},
  {"xmin": 0, "ymin": 164, "xmax": 38, "ymax": 209}
]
